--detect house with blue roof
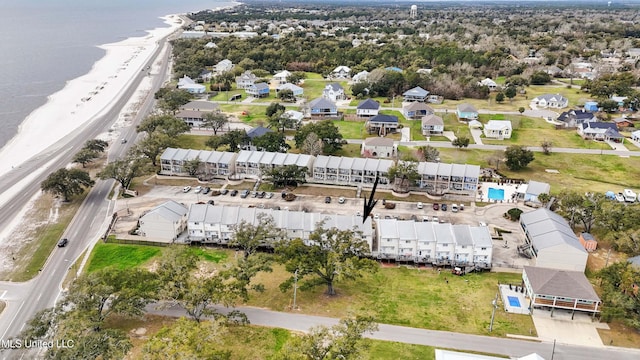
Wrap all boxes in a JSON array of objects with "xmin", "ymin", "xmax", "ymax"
[
  {"xmin": 356, "ymin": 99, "xmax": 380, "ymax": 117},
  {"xmin": 322, "ymin": 83, "xmax": 346, "ymax": 102},
  {"xmin": 245, "ymin": 82, "xmax": 270, "ymax": 98},
  {"xmin": 368, "ymin": 114, "xmax": 399, "ymax": 136},
  {"xmin": 402, "ymin": 86, "xmax": 429, "ymax": 102},
  {"xmin": 308, "ymin": 97, "xmax": 338, "ymax": 118},
  {"xmin": 584, "ymin": 101, "xmax": 598, "ymax": 112}
]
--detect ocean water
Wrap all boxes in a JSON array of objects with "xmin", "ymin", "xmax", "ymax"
[{"xmin": 0, "ymin": 0, "xmax": 235, "ymax": 149}]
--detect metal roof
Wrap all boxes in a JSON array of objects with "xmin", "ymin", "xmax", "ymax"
[{"xmin": 524, "ymin": 266, "xmax": 600, "ymax": 301}]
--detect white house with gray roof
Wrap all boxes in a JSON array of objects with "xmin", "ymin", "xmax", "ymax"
[
  {"xmin": 160, "ymin": 148, "xmax": 237, "ymax": 178},
  {"xmin": 177, "ymin": 75, "xmax": 206, "ymax": 94},
  {"xmin": 213, "ymin": 59, "xmax": 233, "ymax": 74},
  {"xmin": 402, "ymin": 86, "xmax": 429, "ymax": 102},
  {"xmin": 138, "ymin": 200, "xmax": 188, "ymax": 243},
  {"xmin": 322, "ymin": 83, "xmax": 346, "ymax": 101},
  {"xmin": 375, "ymin": 220, "xmax": 492, "ymax": 266},
  {"xmin": 531, "ymin": 93, "xmax": 569, "ymax": 109},
  {"xmin": 483, "ymin": 120, "xmax": 512, "ymax": 140},
  {"xmin": 186, "ymin": 204, "xmax": 373, "ymax": 251},
  {"xmin": 235, "ymin": 71, "xmax": 258, "ymax": 89},
  {"xmin": 520, "ymin": 208, "xmax": 588, "ymax": 272},
  {"xmin": 234, "ymin": 150, "xmax": 314, "ymax": 178},
  {"xmin": 331, "ymin": 65, "xmax": 351, "ymax": 79}
]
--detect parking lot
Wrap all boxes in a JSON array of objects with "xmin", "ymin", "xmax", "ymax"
[{"xmin": 115, "ymin": 183, "xmax": 536, "ymax": 268}]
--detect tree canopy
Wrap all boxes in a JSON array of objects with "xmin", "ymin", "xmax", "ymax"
[
  {"xmin": 504, "ymin": 145, "xmax": 535, "ymax": 171},
  {"xmin": 294, "ymin": 121, "xmax": 344, "ymax": 155},
  {"xmin": 41, "ymin": 168, "xmax": 94, "ymax": 202},
  {"xmin": 276, "ymin": 223, "xmax": 377, "ymax": 296}
]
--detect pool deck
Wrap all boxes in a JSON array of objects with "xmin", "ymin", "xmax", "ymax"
[
  {"xmin": 499, "ymin": 284, "xmax": 530, "ymax": 315},
  {"xmin": 477, "ymin": 182, "xmax": 521, "ymax": 203}
]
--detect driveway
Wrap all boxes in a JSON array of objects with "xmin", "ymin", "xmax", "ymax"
[
  {"xmin": 470, "ymin": 128, "xmax": 484, "ymax": 145},
  {"xmin": 532, "ymin": 310, "xmax": 609, "ymax": 348},
  {"xmin": 606, "ymin": 140, "xmax": 629, "ymax": 152},
  {"xmin": 401, "ymin": 127, "xmax": 410, "ymax": 142}
]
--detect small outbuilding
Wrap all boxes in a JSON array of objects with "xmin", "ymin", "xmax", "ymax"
[{"xmin": 579, "ymin": 232, "xmax": 597, "ymax": 251}]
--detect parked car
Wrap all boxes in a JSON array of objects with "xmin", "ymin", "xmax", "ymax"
[
  {"xmin": 240, "ymin": 190, "xmax": 250, "ymax": 198},
  {"xmin": 202, "ymin": 187, "xmax": 211, "ymax": 195},
  {"xmin": 356, "ymin": 211, "xmax": 362, "ymax": 217},
  {"xmin": 451, "ymin": 204, "xmax": 458, "ymax": 212},
  {"xmin": 459, "ymin": 203, "xmax": 465, "ymax": 211},
  {"xmin": 258, "ymin": 191, "xmax": 266, "ymax": 198},
  {"xmin": 207, "ymin": 200, "xmax": 215, "ymax": 205},
  {"xmin": 432, "ymin": 216, "xmax": 439, "ymax": 223},
  {"xmin": 374, "ymin": 213, "xmax": 380, "ymax": 220},
  {"xmin": 230, "ymin": 189, "xmax": 238, "ymax": 197},
  {"xmin": 417, "ymin": 202, "xmax": 423, "ymax": 209},
  {"xmin": 441, "ymin": 203, "xmax": 447, "ymax": 211},
  {"xmin": 432, "ymin": 203, "xmax": 439, "ymax": 211},
  {"xmin": 479, "ymin": 221, "xmax": 488, "ymax": 227},
  {"xmin": 325, "ymin": 196, "xmax": 331, "ymax": 204},
  {"xmin": 422, "ymin": 216, "xmax": 430, "ymax": 222},
  {"xmin": 57, "ymin": 238, "xmax": 68, "ymax": 247},
  {"xmin": 220, "ymin": 189, "xmax": 229, "ymax": 195},
  {"xmin": 183, "ymin": 186, "xmax": 191, "ymax": 193},
  {"xmin": 338, "ymin": 197, "xmax": 346, "ymax": 204},
  {"xmin": 384, "ymin": 215, "xmax": 393, "ymax": 219},
  {"xmin": 121, "ymin": 138, "xmax": 127, "ymax": 144},
  {"xmin": 265, "ymin": 192, "xmax": 273, "ymax": 199},
  {"xmin": 251, "ymin": 191, "xmax": 258, "ymax": 198},
  {"xmin": 194, "ymin": 186, "xmax": 202, "ymax": 193}
]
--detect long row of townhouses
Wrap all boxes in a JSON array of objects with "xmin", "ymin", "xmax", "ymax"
[{"xmin": 160, "ymin": 148, "xmax": 480, "ymax": 195}]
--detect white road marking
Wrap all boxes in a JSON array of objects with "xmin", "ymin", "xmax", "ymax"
[{"xmin": 0, "ymin": 290, "xmax": 6, "ymax": 299}]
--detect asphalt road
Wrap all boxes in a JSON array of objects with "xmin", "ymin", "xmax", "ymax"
[
  {"xmin": 148, "ymin": 303, "xmax": 640, "ymax": 360},
  {"xmin": 0, "ymin": 28, "xmax": 176, "ymax": 360}
]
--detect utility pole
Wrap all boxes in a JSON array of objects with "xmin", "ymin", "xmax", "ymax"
[{"xmin": 292, "ymin": 269, "xmax": 299, "ymax": 310}]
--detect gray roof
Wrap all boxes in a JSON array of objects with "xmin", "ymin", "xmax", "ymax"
[
  {"xmin": 452, "ymin": 225, "xmax": 473, "ymax": 246},
  {"xmin": 247, "ymin": 126, "xmax": 272, "ymax": 139},
  {"xmin": 357, "ymin": 98, "xmax": 380, "ymax": 110},
  {"xmin": 524, "ymin": 266, "xmax": 600, "ymax": 301},
  {"xmin": 144, "ymin": 200, "xmax": 188, "ymax": 222},
  {"xmin": 403, "ymin": 86, "xmax": 429, "ymax": 97},
  {"xmin": 326, "ymin": 83, "xmax": 343, "ymax": 91},
  {"xmin": 404, "ymin": 102, "xmax": 433, "ymax": 112},
  {"xmin": 180, "ymin": 101, "xmax": 219, "ymax": 111},
  {"xmin": 628, "ymin": 255, "xmax": 640, "ymax": 268},
  {"xmin": 160, "ymin": 148, "xmax": 237, "ymax": 165},
  {"xmin": 252, "ymin": 82, "xmax": 270, "ymax": 91},
  {"xmin": 457, "ymin": 103, "xmax": 478, "ymax": 113},
  {"xmin": 536, "ymin": 93, "xmax": 568, "ymax": 103},
  {"xmin": 520, "ymin": 209, "xmax": 586, "ymax": 253},
  {"xmin": 422, "ymin": 114, "xmax": 443, "ymax": 126},
  {"xmin": 309, "ymin": 97, "xmax": 336, "ymax": 109},
  {"xmin": 526, "ymin": 180, "xmax": 550, "ymax": 196},
  {"xmin": 370, "ymin": 114, "xmax": 398, "ymax": 124}
]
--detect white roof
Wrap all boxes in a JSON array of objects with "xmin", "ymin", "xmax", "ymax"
[
  {"xmin": 284, "ymin": 110, "xmax": 304, "ymax": 121},
  {"xmin": 485, "ymin": 120, "xmax": 512, "ymax": 131}
]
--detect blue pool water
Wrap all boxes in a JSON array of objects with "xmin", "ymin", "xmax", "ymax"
[
  {"xmin": 488, "ymin": 188, "xmax": 505, "ymax": 201},
  {"xmin": 507, "ymin": 296, "xmax": 521, "ymax": 308}
]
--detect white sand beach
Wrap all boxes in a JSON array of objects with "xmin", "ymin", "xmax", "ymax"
[{"xmin": 0, "ymin": 14, "xmax": 183, "ymax": 175}]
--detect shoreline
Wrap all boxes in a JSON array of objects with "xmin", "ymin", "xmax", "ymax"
[{"xmin": 0, "ymin": 14, "xmax": 183, "ymax": 175}]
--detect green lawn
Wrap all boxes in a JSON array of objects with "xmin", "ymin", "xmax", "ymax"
[
  {"xmin": 176, "ymin": 134, "xmax": 210, "ymax": 150},
  {"xmin": 333, "ymin": 120, "xmax": 366, "ymax": 139},
  {"xmin": 87, "ymin": 243, "xmax": 162, "ymax": 272}
]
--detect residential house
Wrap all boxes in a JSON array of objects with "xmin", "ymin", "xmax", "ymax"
[
  {"xmin": 632, "ymin": 130, "xmax": 640, "ymax": 142},
  {"xmin": 245, "ymin": 82, "xmax": 270, "ymax": 98},
  {"xmin": 479, "ymin": 78, "xmax": 499, "ymax": 91},
  {"xmin": 578, "ymin": 122, "xmax": 624, "ymax": 143},
  {"xmin": 402, "ymin": 86, "xmax": 429, "ymax": 102},
  {"xmin": 611, "ymin": 96, "xmax": 627, "ymax": 109},
  {"xmin": 517, "ymin": 180, "xmax": 551, "ymax": 205},
  {"xmin": 375, "ymin": 220, "xmax": 492, "ymax": 266},
  {"xmin": 523, "ymin": 266, "xmax": 601, "ymax": 318},
  {"xmin": 244, "ymin": 126, "xmax": 273, "ymax": 151},
  {"xmin": 421, "ymin": 114, "xmax": 444, "ymax": 135},
  {"xmin": 272, "ymin": 70, "xmax": 291, "ymax": 85},
  {"xmin": 403, "ymin": 102, "xmax": 434, "ymax": 120},
  {"xmin": 352, "ymin": 70, "xmax": 369, "ymax": 83},
  {"xmin": 322, "ymin": 83, "xmax": 347, "ymax": 102},
  {"xmin": 584, "ymin": 101, "xmax": 599, "ymax": 112},
  {"xmin": 415, "ymin": 162, "xmax": 480, "ymax": 195},
  {"xmin": 276, "ymin": 83, "xmax": 304, "ymax": 97},
  {"xmin": 579, "ymin": 233, "xmax": 597, "ymax": 252},
  {"xmin": 331, "ymin": 65, "xmax": 351, "ymax": 79},
  {"xmin": 186, "ymin": 204, "xmax": 373, "ymax": 250},
  {"xmin": 483, "ymin": 120, "xmax": 512, "ymax": 140},
  {"xmin": 138, "ymin": 200, "xmax": 188, "ymax": 243},
  {"xmin": 284, "ymin": 110, "xmax": 304, "ymax": 124},
  {"xmin": 234, "ymin": 150, "xmax": 314, "ymax": 179},
  {"xmin": 456, "ymin": 104, "xmax": 479, "ymax": 121},
  {"xmin": 175, "ymin": 109, "xmax": 209, "ymax": 128},
  {"xmin": 177, "ymin": 75, "xmax": 206, "ymax": 94},
  {"xmin": 198, "ymin": 69, "xmax": 213, "ymax": 82},
  {"xmin": 613, "ymin": 117, "xmax": 633, "ymax": 128},
  {"xmin": 312, "ymin": 155, "xmax": 394, "ymax": 187},
  {"xmin": 159, "ymin": 148, "xmax": 237, "ymax": 178},
  {"xmin": 213, "ymin": 59, "xmax": 233, "ymax": 74},
  {"xmin": 235, "ymin": 71, "xmax": 258, "ymax": 89},
  {"xmin": 531, "ymin": 94, "xmax": 569, "ymax": 109},
  {"xmin": 356, "ymin": 99, "xmax": 380, "ymax": 117},
  {"xmin": 545, "ymin": 66, "xmax": 564, "ymax": 77},
  {"xmin": 180, "ymin": 100, "xmax": 219, "ymax": 112},
  {"xmin": 519, "ymin": 208, "xmax": 588, "ymax": 272},
  {"xmin": 361, "ymin": 137, "xmax": 396, "ymax": 158},
  {"xmin": 367, "ymin": 114, "xmax": 399, "ymax": 136},
  {"xmin": 468, "ymin": 120, "xmax": 483, "ymax": 129},
  {"xmin": 308, "ymin": 97, "xmax": 338, "ymax": 118},
  {"xmin": 556, "ymin": 110, "xmax": 597, "ymax": 128}
]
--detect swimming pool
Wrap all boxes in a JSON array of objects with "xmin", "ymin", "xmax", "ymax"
[
  {"xmin": 507, "ymin": 296, "xmax": 521, "ymax": 308},
  {"xmin": 488, "ymin": 188, "xmax": 505, "ymax": 201}
]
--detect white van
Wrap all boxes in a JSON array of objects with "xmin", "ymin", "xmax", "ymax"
[
  {"xmin": 417, "ymin": 202, "xmax": 424, "ymax": 209},
  {"xmin": 451, "ymin": 204, "xmax": 459, "ymax": 212}
]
